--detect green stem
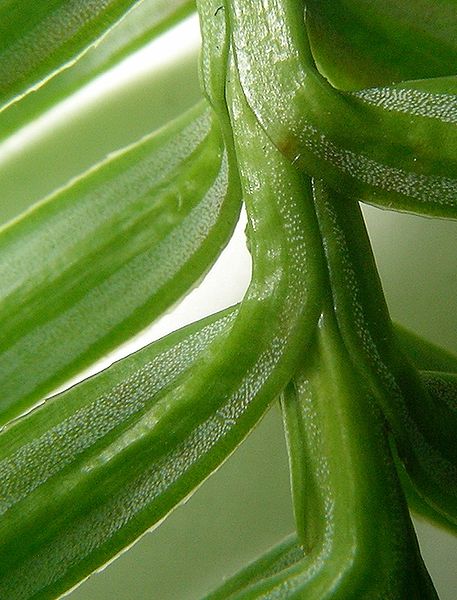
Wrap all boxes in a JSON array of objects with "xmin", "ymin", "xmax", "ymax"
[
  {"xmin": 207, "ymin": 304, "xmax": 438, "ymax": 599},
  {"xmin": 312, "ymin": 178, "xmax": 457, "ymax": 529},
  {"xmin": 226, "ymin": 0, "xmax": 457, "ymax": 218},
  {"xmin": 0, "ymin": 3, "xmax": 324, "ymax": 596}
]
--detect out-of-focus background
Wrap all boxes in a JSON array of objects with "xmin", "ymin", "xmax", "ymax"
[{"xmin": 2, "ymin": 12, "xmax": 455, "ymax": 600}]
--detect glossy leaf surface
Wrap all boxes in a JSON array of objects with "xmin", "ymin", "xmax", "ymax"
[
  {"xmin": 226, "ymin": 0, "xmax": 457, "ymax": 218},
  {"xmin": 312, "ymin": 180, "xmax": 457, "ymax": 530},
  {"xmin": 207, "ymin": 308, "xmax": 437, "ymax": 599},
  {"xmin": 0, "ymin": 0, "xmax": 194, "ymax": 141},
  {"xmin": 0, "ymin": 43, "xmax": 201, "ymax": 227},
  {"xmin": 306, "ymin": 0, "xmax": 457, "ymax": 90},
  {"xmin": 0, "ymin": 307, "xmax": 234, "ymax": 599},
  {"xmin": 0, "ymin": 0, "xmax": 455, "ymax": 597},
  {"xmin": 0, "ymin": 0, "xmax": 173, "ymax": 111},
  {"xmin": 0, "ymin": 101, "xmax": 240, "ymax": 424},
  {"xmin": 0, "ymin": 2, "xmax": 324, "ymax": 595}
]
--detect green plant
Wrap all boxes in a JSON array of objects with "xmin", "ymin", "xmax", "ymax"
[{"xmin": 0, "ymin": 0, "xmax": 456, "ymax": 598}]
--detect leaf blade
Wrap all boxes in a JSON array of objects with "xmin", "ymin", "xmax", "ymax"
[
  {"xmin": 226, "ymin": 0, "xmax": 457, "ymax": 219},
  {"xmin": 0, "ymin": 0, "xmax": 195, "ymax": 141},
  {"xmin": 0, "ymin": 100, "xmax": 240, "ymax": 424},
  {"xmin": 0, "ymin": 4, "xmax": 325, "ymax": 594},
  {"xmin": 306, "ymin": 0, "xmax": 457, "ymax": 90}
]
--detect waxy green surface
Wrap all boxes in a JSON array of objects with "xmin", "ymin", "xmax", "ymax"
[
  {"xmin": 207, "ymin": 307, "xmax": 438, "ymax": 598},
  {"xmin": 313, "ymin": 180, "xmax": 457, "ymax": 529},
  {"xmin": 0, "ymin": 101, "xmax": 240, "ymax": 425},
  {"xmin": 305, "ymin": 0, "xmax": 457, "ymax": 90},
  {"xmin": 0, "ymin": 0, "xmax": 194, "ymax": 142},
  {"xmin": 226, "ymin": 0, "xmax": 457, "ymax": 218},
  {"xmin": 0, "ymin": 0, "xmax": 455, "ymax": 598},
  {"xmin": 0, "ymin": 0, "xmax": 150, "ymax": 110},
  {"xmin": 0, "ymin": 0, "xmax": 323, "ymax": 595}
]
